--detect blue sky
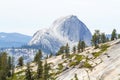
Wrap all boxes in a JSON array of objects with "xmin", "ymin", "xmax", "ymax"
[{"xmin": 0, "ymin": 0, "xmax": 120, "ymax": 36}]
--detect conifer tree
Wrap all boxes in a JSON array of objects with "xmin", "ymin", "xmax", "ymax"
[
  {"xmin": 34, "ymin": 49, "xmax": 42, "ymax": 63},
  {"xmin": 73, "ymin": 46, "xmax": 76, "ymax": 54},
  {"xmin": 0, "ymin": 52, "xmax": 9, "ymax": 80},
  {"xmin": 77, "ymin": 41, "xmax": 81, "ymax": 53},
  {"xmin": 25, "ymin": 63, "xmax": 33, "ymax": 80},
  {"xmin": 36, "ymin": 49, "xmax": 43, "ymax": 79},
  {"xmin": 81, "ymin": 41, "xmax": 86, "ymax": 52},
  {"xmin": 111, "ymin": 29, "xmax": 117, "ymax": 41},
  {"xmin": 95, "ymin": 30, "xmax": 100, "ymax": 44},
  {"xmin": 43, "ymin": 60, "xmax": 50, "ymax": 80},
  {"xmin": 57, "ymin": 46, "xmax": 65, "ymax": 56},
  {"xmin": 101, "ymin": 33, "xmax": 106, "ymax": 43},
  {"xmin": 37, "ymin": 60, "xmax": 43, "ymax": 79},
  {"xmin": 18, "ymin": 56, "xmax": 24, "ymax": 67},
  {"xmin": 11, "ymin": 56, "xmax": 15, "ymax": 77},
  {"xmin": 65, "ymin": 43, "xmax": 69, "ymax": 57},
  {"xmin": 7, "ymin": 56, "xmax": 12, "ymax": 77},
  {"xmin": 91, "ymin": 30, "xmax": 100, "ymax": 48}
]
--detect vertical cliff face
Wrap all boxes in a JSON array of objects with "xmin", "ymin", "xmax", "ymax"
[{"xmin": 29, "ymin": 15, "xmax": 92, "ymax": 54}]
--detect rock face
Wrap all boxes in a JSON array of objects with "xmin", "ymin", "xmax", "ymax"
[{"xmin": 29, "ymin": 15, "xmax": 92, "ymax": 54}]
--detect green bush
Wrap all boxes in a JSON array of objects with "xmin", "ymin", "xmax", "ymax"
[
  {"xmin": 69, "ymin": 61, "xmax": 77, "ymax": 67},
  {"xmin": 57, "ymin": 63, "xmax": 63, "ymax": 71},
  {"xmin": 92, "ymin": 52, "xmax": 101, "ymax": 58},
  {"xmin": 83, "ymin": 61, "xmax": 92, "ymax": 68},
  {"xmin": 75, "ymin": 55, "xmax": 83, "ymax": 62},
  {"xmin": 69, "ymin": 55, "xmax": 84, "ymax": 67},
  {"xmin": 100, "ymin": 44, "xmax": 109, "ymax": 51},
  {"xmin": 92, "ymin": 44, "xmax": 110, "ymax": 58}
]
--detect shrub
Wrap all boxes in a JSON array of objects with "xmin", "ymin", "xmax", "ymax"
[
  {"xmin": 75, "ymin": 55, "xmax": 83, "ymax": 62},
  {"xmin": 100, "ymin": 44, "xmax": 109, "ymax": 52},
  {"xmin": 57, "ymin": 63, "xmax": 63, "ymax": 71},
  {"xmin": 69, "ymin": 61, "xmax": 77, "ymax": 67},
  {"xmin": 92, "ymin": 52, "xmax": 101, "ymax": 58},
  {"xmin": 83, "ymin": 61, "xmax": 92, "ymax": 68},
  {"xmin": 92, "ymin": 44, "xmax": 110, "ymax": 58}
]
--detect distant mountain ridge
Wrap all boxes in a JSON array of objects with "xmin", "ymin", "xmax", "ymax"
[
  {"xmin": 0, "ymin": 32, "xmax": 32, "ymax": 48},
  {"xmin": 29, "ymin": 15, "xmax": 92, "ymax": 54}
]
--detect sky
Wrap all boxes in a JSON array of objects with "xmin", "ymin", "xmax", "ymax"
[{"xmin": 0, "ymin": 0, "xmax": 120, "ymax": 36}]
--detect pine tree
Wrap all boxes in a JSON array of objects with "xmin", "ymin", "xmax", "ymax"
[
  {"xmin": 37, "ymin": 60, "xmax": 43, "ymax": 79},
  {"xmin": 7, "ymin": 56, "xmax": 12, "ymax": 77},
  {"xmin": 101, "ymin": 33, "xmax": 106, "ymax": 43},
  {"xmin": 111, "ymin": 29, "xmax": 117, "ymax": 41},
  {"xmin": 95, "ymin": 30, "xmax": 100, "ymax": 44},
  {"xmin": 11, "ymin": 57, "xmax": 14, "ymax": 77},
  {"xmin": 34, "ymin": 50, "xmax": 42, "ymax": 63},
  {"xmin": 81, "ymin": 41, "xmax": 86, "ymax": 52},
  {"xmin": 77, "ymin": 41, "xmax": 81, "ymax": 53},
  {"xmin": 56, "ymin": 46, "xmax": 65, "ymax": 56},
  {"xmin": 73, "ymin": 46, "xmax": 76, "ymax": 54},
  {"xmin": 0, "ymin": 52, "xmax": 8, "ymax": 80},
  {"xmin": 65, "ymin": 43, "xmax": 69, "ymax": 57},
  {"xmin": 91, "ymin": 30, "xmax": 100, "ymax": 49},
  {"xmin": 25, "ymin": 63, "xmax": 33, "ymax": 80},
  {"xmin": 36, "ymin": 49, "xmax": 43, "ymax": 79},
  {"xmin": 18, "ymin": 56, "xmax": 24, "ymax": 67},
  {"xmin": 43, "ymin": 60, "xmax": 50, "ymax": 80}
]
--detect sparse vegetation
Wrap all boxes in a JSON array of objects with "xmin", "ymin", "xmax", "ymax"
[
  {"xmin": 1, "ymin": 29, "xmax": 118, "ymax": 80},
  {"xmin": 92, "ymin": 44, "xmax": 109, "ymax": 58},
  {"xmin": 69, "ymin": 54, "xmax": 84, "ymax": 67},
  {"xmin": 69, "ymin": 61, "xmax": 77, "ymax": 67},
  {"xmin": 57, "ymin": 63, "xmax": 63, "ymax": 71},
  {"xmin": 83, "ymin": 61, "xmax": 92, "ymax": 69}
]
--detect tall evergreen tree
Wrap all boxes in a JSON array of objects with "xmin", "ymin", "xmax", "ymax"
[
  {"xmin": 7, "ymin": 56, "xmax": 12, "ymax": 77},
  {"xmin": 81, "ymin": 41, "xmax": 86, "ymax": 52},
  {"xmin": 37, "ymin": 60, "xmax": 43, "ymax": 79},
  {"xmin": 36, "ymin": 49, "xmax": 43, "ymax": 79},
  {"xmin": 56, "ymin": 46, "xmax": 65, "ymax": 56},
  {"xmin": 111, "ymin": 29, "xmax": 117, "ymax": 41},
  {"xmin": 25, "ymin": 63, "xmax": 33, "ymax": 80},
  {"xmin": 65, "ymin": 43, "xmax": 69, "ymax": 57},
  {"xmin": 43, "ymin": 60, "xmax": 50, "ymax": 80},
  {"xmin": 91, "ymin": 30, "xmax": 100, "ymax": 48},
  {"xmin": 95, "ymin": 30, "xmax": 100, "ymax": 44},
  {"xmin": 73, "ymin": 46, "xmax": 76, "ymax": 54},
  {"xmin": 0, "ymin": 52, "xmax": 9, "ymax": 80},
  {"xmin": 34, "ymin": 50, "xmax": 42, "ymax": 63},
  {"xmin": 101, "ymin": 33, "xmax": 106, "ymax": 43},
  {"xmin": 11, "ymin": 56, "xmax": 14, "ymax": 77},
  {"xmin": 18, "ymin": 56, "xmax": 24, "ymax": 67},
  {"xmin": 77, "ymin": 41, "xmax": 81, "ymax": 53}
]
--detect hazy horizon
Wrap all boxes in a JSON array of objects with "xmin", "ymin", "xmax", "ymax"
[{"xmin": 0, "ymin": 0, "xmax": 120, "ymax": 36}]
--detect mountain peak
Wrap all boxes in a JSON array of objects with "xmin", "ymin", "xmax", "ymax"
[
  {"xmin": 64, "ymin": 15, "xmax": 77, "ymax": 19},
  {"xmin": 29, "ymin": 15, "xmax": 92, "ymax": 54}
]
